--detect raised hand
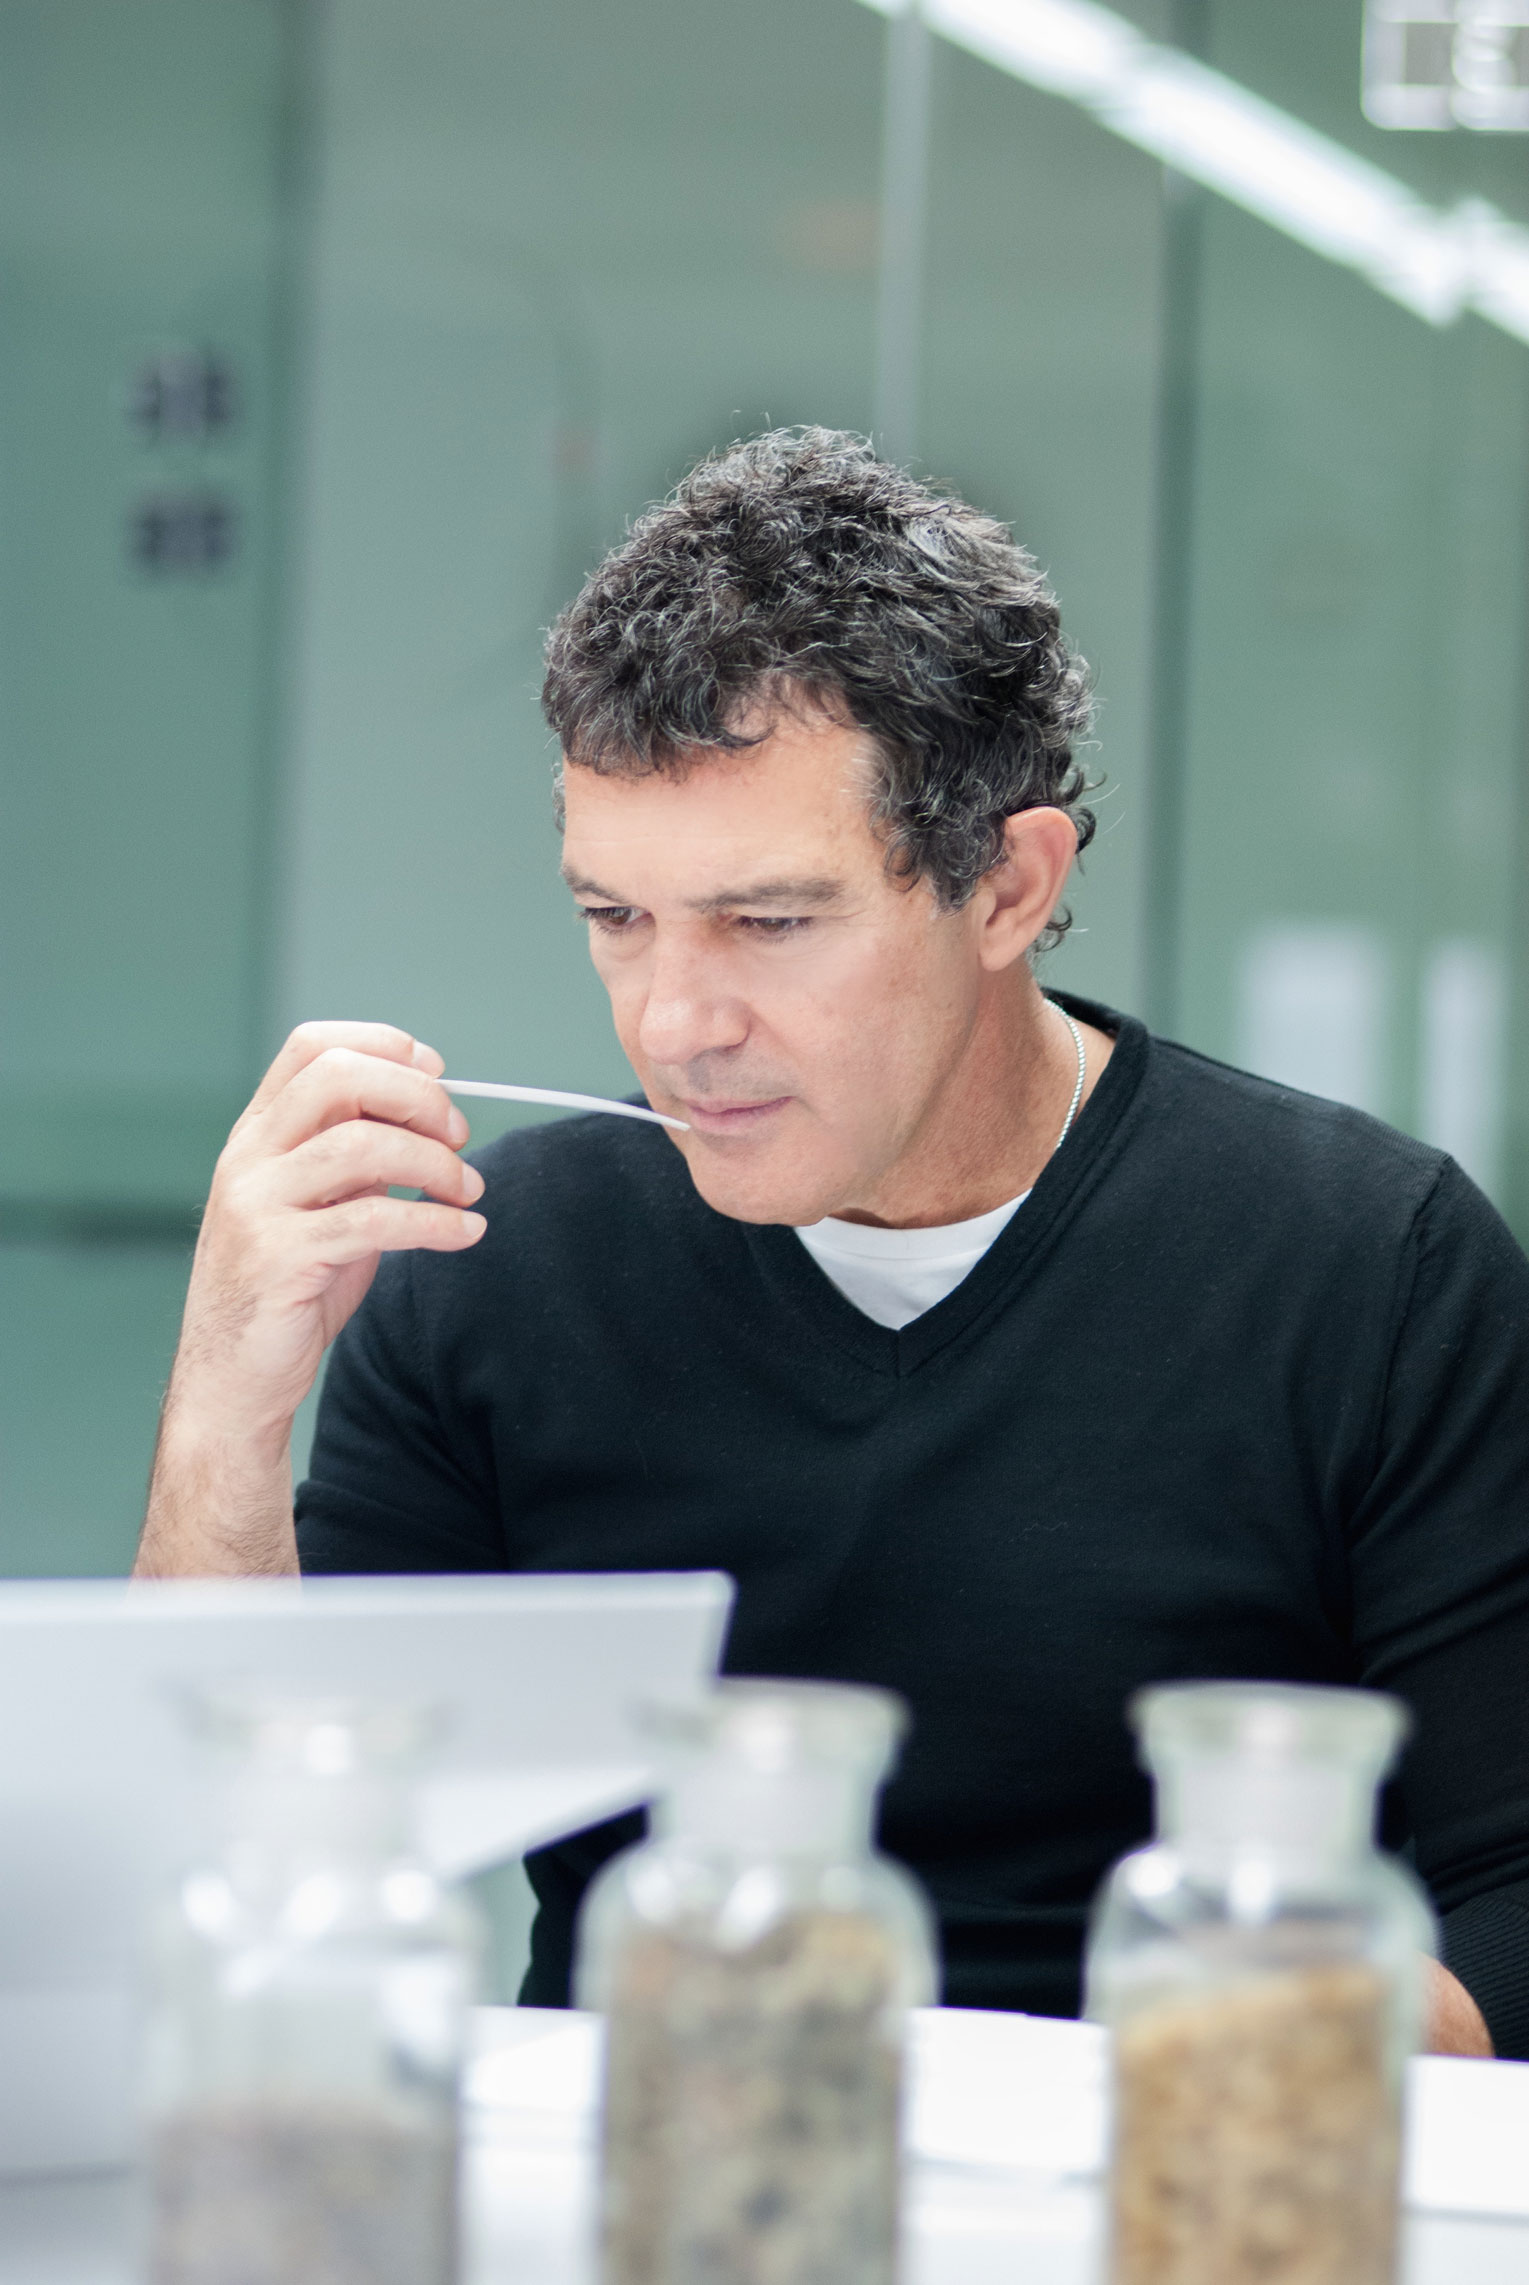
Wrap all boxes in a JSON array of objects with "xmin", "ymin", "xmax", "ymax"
[{"xmin": 135, "ymin": 1021, "xmax": 485, "ymax": 1577}]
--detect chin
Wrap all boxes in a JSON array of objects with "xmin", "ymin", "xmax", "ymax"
[{"xmin": 676, "ymin": 1140, "xmax": 836, "ymax": 1228}]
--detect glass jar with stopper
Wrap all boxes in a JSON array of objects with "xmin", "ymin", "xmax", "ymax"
[
  {"xmin": 577, "ymin": 1678, "xmax": 937, "ymax": 2285},
  {"xmin": 1086, "ymin": 1679, "xmax": 1435, "ymax": 2285},
  {"xmin": 143, "ymin": 1692, "xmax": 479, "ymax": 2285}
]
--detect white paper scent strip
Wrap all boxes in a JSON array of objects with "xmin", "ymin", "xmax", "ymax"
[{"xmin": 442, "ymin": 1080, "xmax": 688, "ymax": 1131}]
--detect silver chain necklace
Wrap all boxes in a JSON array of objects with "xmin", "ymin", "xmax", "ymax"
[{"xmin": 1051, "ymin": 1004, "xmax": 1087, "ymax": 1155}]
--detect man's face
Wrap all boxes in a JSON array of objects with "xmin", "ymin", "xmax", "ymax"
[{"xmin": 559, "ymin": 707, "xmax": 995, "ymax": 1225}]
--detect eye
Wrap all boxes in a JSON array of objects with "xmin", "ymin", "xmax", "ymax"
[
  {"xmin": 577, "ymin": 904, "xmax": 643, "ymax": 934},
  {"xmin": 737, "ymin": 915, "xmax": 811, "ymax": 937}
]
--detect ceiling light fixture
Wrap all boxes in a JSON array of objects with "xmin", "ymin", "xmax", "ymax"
[{"xmin": 857, "ymin": 0, "xmax": 1529, "ymax": 343}]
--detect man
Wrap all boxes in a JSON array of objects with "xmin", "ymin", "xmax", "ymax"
[{"xmin": 139, "ymin": 429, "xmax": 1528, "ymax": 2058}]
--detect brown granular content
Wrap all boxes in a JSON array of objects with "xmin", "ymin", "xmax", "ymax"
[
  {"xmin": 1107, "ymin": 1962, "xmax": 1400, "ymax": 2285},
  {"xmin": 149, "ymin": 2097, "xmax": 458, "ymax": 2285},
  {"xmin": 600, "ymin": 1907, "xmax": 904, "ymax": 2285}
]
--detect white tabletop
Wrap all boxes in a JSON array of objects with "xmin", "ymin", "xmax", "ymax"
[{"xmin": 5, "ymin": 2005, "xmax": 1528, "ymax": 2283}]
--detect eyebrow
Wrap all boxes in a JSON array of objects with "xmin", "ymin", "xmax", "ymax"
[{"xmin": 562, "ymin": 869, "xmax": 848, "ymax": 914}]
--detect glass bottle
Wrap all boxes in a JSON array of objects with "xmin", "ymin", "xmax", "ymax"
[
  {"xmin": 144, "ymin": 1693, "xmax": 479, "ymax": 2285},
  {"xmin": 577, "ymin": 1679, "xmax": 937, "ymax": 2285},
  {"xmin": 1085, "ymin": 1680, "xmax": 1435, "ymax": 2285}
]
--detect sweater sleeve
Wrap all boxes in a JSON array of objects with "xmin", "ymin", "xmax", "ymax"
[
  {"xmin": 1441, "ymin": 1885, "xmax": 1529, "ymax": 2059},
  {"xmin": 1346, "ymin": 1160, "xmax": 1529, "ymax": 2057},
  {"xmin": 295, "ymin": 1251, "xmax": 507, "ymax": 1575}
]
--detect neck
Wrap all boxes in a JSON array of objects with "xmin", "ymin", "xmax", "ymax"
[{"xmin": 836, "ymin": 972, "xmax": 1109, "ymax": 1230}]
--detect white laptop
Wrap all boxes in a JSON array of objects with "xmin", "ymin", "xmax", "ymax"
[{"xmin": 0, "ymin": 1570, "xmax": 732, "ymax": 2175}]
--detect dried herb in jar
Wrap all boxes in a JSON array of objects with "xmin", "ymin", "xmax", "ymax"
[
  {"xmin": 150, "ymin": 2098, "xmax": 458, "ymax": 2285},
  {"xmin": 601, "ymin": 1906, "xmax": 904, "ymax": 2285},
  {"xmin": 1108, "ymin": 1962, "xmax": 1399, "ymax": 2285}
]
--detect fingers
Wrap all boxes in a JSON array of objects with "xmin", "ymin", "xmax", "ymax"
[
  {"xmin": 302, "ymin": 1192, "xmax": 487, "ymax": 1266},
  {"xmin": 269, "ymin": 1122, "xmax": 486, "ymax": 1211},
  {"xmin": 245, "ymin": 1022, "xmax": 445, "ymax": 1119},
  {"xmin": 207, "ymin": 1027, "xmax": 487, "ymax": 1293},
  {"xmin": 253, "ymin": 1046, "xmax": 466, "ymax": 1155}
]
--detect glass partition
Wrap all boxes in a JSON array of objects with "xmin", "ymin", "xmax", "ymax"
[
  {"xmin": 3, "ymin": 0, "xmax": 1526, "ymax": 1569},
  {"xmin": 1168, "ymin": 0, "xmax": 1529, "ymax": 1218}
]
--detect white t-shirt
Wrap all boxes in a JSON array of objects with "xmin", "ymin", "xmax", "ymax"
[{"xmin": 793, "ymin": 1193, "xmax": 1030, "ymax": 1331}]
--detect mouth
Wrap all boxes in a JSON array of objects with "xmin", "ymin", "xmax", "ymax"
[{"xmin": 677, "ymin": 1095, "xmax": 794, "ymax": 1136}]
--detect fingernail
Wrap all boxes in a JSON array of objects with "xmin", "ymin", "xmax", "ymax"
[
  {"xmin": 464, "ymin": 1165, "xmax": 485, "ymax": 1202},
  {"xmin": 460, "ymin": 1211, "xmax": 486, "ymax": 1240},
  {"xmin": 412, "ymin": 1040, "xmax": 446, "ymax": 1075},
  {"xmin": 448, "ymin": 1107, "xmax": 470, "ymax": 1145}
]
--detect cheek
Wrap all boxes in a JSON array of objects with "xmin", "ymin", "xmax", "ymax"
[
  {"xmin": 842, "ymin": 933, "xmax": 977, "ymax": 1088},
  {"xmin": 787, "ymin": 936, "xmax": 945, "ymax": 1081}
]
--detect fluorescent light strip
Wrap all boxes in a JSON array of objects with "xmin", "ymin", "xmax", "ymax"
[{"xmin": 856, "ymin": 0, "xmax": 1529, "ymax": 344}]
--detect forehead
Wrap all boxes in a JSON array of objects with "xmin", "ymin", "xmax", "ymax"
[{"xmin": 559, "ymin": 711, "xmax": 886, "ymax": 895}]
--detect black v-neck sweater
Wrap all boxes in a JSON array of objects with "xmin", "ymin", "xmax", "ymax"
[{"xmin": 297, "ymin": 998, "xmax": 1529, "ymax": 2055}]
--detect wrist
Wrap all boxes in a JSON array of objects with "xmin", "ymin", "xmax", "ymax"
[
  {"xmin": 156, "ymin": 1375, "xmax": 297, "ymax": 1481},
  {"xmin": 139, "ymin": 1398, "xmax": 299, "ymax": 1580}
]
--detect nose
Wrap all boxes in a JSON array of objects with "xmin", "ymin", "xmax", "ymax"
[{"xmin": 637, "ymin": 931, "xmax": 750, "ymax": 1069}]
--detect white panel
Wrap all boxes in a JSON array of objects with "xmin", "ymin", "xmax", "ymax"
[
  {"xmin": 465, "ymin": 2006, "xmax": 1529, "ymax": 2221},
  {"xmin": 1236, "ymin": 923, "xmax": 1390, "ymax": 1116},
  {"xmin": 1418, "ymin": 937, "xmax": 1506, "ymax": 1196},
  {"xmin": 0, "ymin": 1574, "xmax": 730, "ymax": 2173},
  {"xmin": 0, "ymin": 1990, "xmax": 137, "ymax": 2177}
]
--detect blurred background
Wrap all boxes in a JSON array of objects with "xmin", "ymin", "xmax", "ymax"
[{"xmin": 4, "ymin": 0, "xmax": 1529, "ymax": 1583}]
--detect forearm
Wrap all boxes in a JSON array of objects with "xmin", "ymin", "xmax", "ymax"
[
  {"xmin": 1442, "ymin": 1887, "xmax": 1529, "ymax": 2061},
  {"xmin": 1423, "ymin": 1955, "xmax": 1494, "ymax": 2058},
  {"xmin": 135, "ymin": 1399, "xmax": 298, "ymax": 1578}
]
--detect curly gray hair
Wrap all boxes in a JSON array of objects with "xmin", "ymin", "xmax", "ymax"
[{"xmin": 542, "ymin": 428, "xmax": 1095, "ymax": 944}]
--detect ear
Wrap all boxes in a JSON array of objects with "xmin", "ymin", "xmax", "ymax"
[{"xmin": 972, "ymin": 808, "xmax": 1079, "ymax": 973}]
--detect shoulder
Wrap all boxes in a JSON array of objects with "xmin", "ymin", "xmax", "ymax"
[
  {"xmin": 1080, "ymin": 1020, "xmax": 1529, "ymax": 1346},
  {"xmin": 349, "ymin": 1108, "xmax": 716, "ymax": 1356},
  {"xmin": 1140, "ymin": 1032, "xmax": 1449, "ymax": 1224},
  {"xmin": 1062, "ymin": 995, "xmax": 1452, "ymax": 1238},
  {"xmin": 464, "ymin": 1106, "xmax": 695, "ymax": 1226},
  {"xmin": 437, "ymin": 1106, "xmax": 720, "ymax": 1313}
]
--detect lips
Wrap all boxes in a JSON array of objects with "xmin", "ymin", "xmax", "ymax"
[{"xmin": 678, "ymin": 1096, "xmax": 793, "ymax": 1134}]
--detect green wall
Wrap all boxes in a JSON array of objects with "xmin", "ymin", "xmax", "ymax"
[
  {"xmin": 0, "ymin": 0, "xmax": 291, "ymax": 1202},
  {"xmin": 0, "ymin": 0, "xmax": 295, "ymax": 1572},
  {"xmin": 4, "ymin": 0, "xmax": 1528, "ymax": 1577},
  {"xmin": 281, "ymin": 0, "xmax": 890, "ymax": 1081},
  {"xmin": 1171, "ymin": 2, "xmax": 1529, "ymax": 1213},
  {"xmin": 280, "ymin": 0, "xmax": 1168, "ymax": 1072}
]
